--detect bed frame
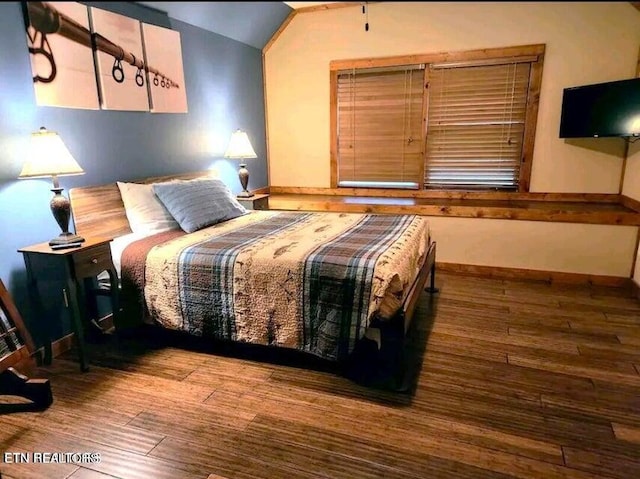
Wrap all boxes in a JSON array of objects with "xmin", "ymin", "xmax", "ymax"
[{"xmin": 69, "ymin": 172, "xmax": 438, "ymax": 387}]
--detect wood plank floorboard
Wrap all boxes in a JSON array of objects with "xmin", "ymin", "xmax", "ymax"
[
  {"xmin": 613, "ymin": 423, "xmax": 640, "ymax": 444},
  {"xmin": 68, "ymin": 468, "xmax": 123, "ymax": 479},
  {"xmin": 1, "ymin": 272, "xmax": 638, "ymax": 479}
]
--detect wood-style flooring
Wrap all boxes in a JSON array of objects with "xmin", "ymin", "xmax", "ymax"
[{"xmin": 1, "ymin": 272, "xmax": 639, "ymax": 479}]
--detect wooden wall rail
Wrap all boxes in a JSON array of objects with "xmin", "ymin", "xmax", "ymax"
[
  {"xmin": 270, "ymin": 186, "xmax": 620, "ymax": 203},
  {"xmin": 621, "ymin": 194, "xmax": 640, "ymax": 213},
  {"xmin": 267, "ymin": 192, "xmax": 640, "ymax": 226}
]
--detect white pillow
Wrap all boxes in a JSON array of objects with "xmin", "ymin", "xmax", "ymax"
[{"xmin": 117, "ymin": 181, "xmax": 180, "ymax": 234}]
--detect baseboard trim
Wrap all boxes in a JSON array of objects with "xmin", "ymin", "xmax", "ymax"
[
  {"xmin": 49, "ymin": 313, "xmax": 114, "ymax": 359},
  {"xmin": 51, "ymin": 332, "xmax": 75, "ymax": 358},
  {"xmin": 437, "ymin": 262, "xmax": 631, "ymax": 288}
]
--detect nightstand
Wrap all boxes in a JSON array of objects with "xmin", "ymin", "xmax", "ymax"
[
  {"xmin": 237, "ymin": 193, "xmax": 269, "ymax": 210},
  {"xmin": 18, "ymin": 237, "xmax": 120, "ymax": 372}
]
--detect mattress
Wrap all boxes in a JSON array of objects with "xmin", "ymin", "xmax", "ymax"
[{"xmin": 119, "ymin": 210, "xmax": 430, "ymax": 361}]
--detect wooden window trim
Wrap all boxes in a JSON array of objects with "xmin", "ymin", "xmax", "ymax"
[
  {"xmin": 421, "ymin": 67, "xmax": 430, "ymax": 192},
  {"xmin": 330, "ymin": 69, "xmax": 339, "ymax": 188},
  {"xmin": 330, "ymin": 44, "xmax": 545, "ymax": 192},
  {"xmin": 329, "ymin": 44, "xmax": 545, "ymax": 73},
  {"xmin": 519, "ymin": 57, "xmax": 544, "ymax": 192}
]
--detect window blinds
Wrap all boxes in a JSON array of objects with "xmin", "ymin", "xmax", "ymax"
[
  {"xmin": 337, "ymin": 67, "xmax": 425, "ymax": 188},
  {"xmin": 425, "ymin": 61, "xmax": 531, "ymax": 189}
]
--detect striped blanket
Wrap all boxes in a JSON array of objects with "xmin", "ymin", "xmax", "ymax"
[{"xmin": 121, "ymin": 211, "xmax": 429, "ymax": 361}]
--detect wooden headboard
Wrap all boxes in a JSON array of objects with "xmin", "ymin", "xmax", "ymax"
[{"xmin": 69, "ymin": 170, "xmax": 218, "ymax": 239}]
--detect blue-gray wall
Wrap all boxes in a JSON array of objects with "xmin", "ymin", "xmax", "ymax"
[
  {"xmin": 138, "ymin": 1, "xmax": 292, "ymax": 49},
  {"xmin": 0, "ymin": 1, "xmax": 270, "ymax": 344}
]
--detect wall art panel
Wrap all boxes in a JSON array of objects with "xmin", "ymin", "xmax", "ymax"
[
  {"xmin": 90, "ymin": 6, "xmax": 149, "ymax": 111},
  {"xmin": 24, "ymin": 1, "xmax": 100, "ymax": 110},
  {"xmin": 141, "ymin": 23, "xmax": 188, "ymax": 114}
]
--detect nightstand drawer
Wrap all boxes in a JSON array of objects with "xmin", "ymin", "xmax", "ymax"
[{"xmin": 72, "ymin": 244, "xmax": 113, "ymax": 279}]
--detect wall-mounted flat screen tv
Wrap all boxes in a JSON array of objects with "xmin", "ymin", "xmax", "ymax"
[{"xmin": 559, "ymin": 77, "xmax": 640, "ymax": 138}]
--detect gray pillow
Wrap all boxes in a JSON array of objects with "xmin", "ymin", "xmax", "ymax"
[{"xmin": 152, "ymin": 178, "xmax": 247, "ymax": 233}]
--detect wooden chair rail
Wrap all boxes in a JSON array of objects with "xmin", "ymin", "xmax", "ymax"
[
  {"xmin": 269, "ymin": 186, "xmax": 621, "ymax": 203},
  {"xmin": 267, "ymin": 193, "xmax": 640, "ymax": 226}
]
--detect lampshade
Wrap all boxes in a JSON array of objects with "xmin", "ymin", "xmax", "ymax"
[
  {"xmin": 18, "ymin": 127, "xmax": 86, "ymax": 247},
  {"xmin": 18, "ymin": 127, "xmax": 84, "ymax": 179},
  {"xmin": 223, "ymin": 129, "xmax": 257, "ymax": 159}
]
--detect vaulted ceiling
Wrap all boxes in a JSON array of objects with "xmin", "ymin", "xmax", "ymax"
[{"xmin": 137, "ymin": 2, "xmax": 640, "ymax": 50}]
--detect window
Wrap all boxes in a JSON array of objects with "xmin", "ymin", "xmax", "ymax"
[{"xmin": 330, "ymin": 45, "xmax": 544, "ymax": 192}]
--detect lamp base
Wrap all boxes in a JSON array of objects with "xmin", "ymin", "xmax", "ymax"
[
  {"xmin": 48, "ymin": 186, "xmax": 84, "ymax": 247},
  {"xmin": 237, "ymin": 163, "xmax": 254, "ymax": 198},
  {"xmin": 49, "ymin": 232, "xmax": 85, "ymax": 246}
]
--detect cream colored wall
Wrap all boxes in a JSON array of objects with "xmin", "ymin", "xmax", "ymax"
[
  {"xmin": 429, "ymin": 218, "xmax": 636, "ymax": 277},
  {"xmin": 265, "ymin": 2, "xmax": 640, "ymax": 277},
  {"xmin": 623, "ymin": 143, "xmax": 640, "ymax": 201},
  {"xmin": 265, "ymin": 1, "xmax": 640, "ymax": 192},
  {"xmin": 622, "ymin": 142, "xmax": 640, "ymax": 285}
]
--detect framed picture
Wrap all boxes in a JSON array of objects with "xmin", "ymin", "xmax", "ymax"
[
  {"xmin": 142, "ymin": 22, "xmax": 189, "ymax": 113},
  {"xmin": 91, "ymin": 6, "xmax": 150, "ymax": 111},
  {"xmin": 23, "ymin": 1, "xmax": 100, "ymax": 110}
]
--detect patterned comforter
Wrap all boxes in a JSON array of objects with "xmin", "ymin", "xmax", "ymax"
[{"xmin": 120, "ymin": 211, "xmax": 429, "ymax": 361}]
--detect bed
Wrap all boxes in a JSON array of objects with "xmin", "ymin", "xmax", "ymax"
[{"xmin": 69, "ymin": 171, "xmax": 437, "ymax": 372}]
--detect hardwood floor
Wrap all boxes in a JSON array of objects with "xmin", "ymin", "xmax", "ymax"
[{"xmin": 1, "ymin": 272, "xmax": 639, "ymax": 479}]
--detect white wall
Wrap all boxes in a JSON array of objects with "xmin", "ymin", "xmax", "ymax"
[{"xmin": 429, "ymin": 218, "xmax": 636, "ymax": 277}]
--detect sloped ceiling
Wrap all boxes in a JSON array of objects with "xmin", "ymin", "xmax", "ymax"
[
  {"xmin": 137, "ymin": 2, "xmax": 639, "ymax": 50},
  {"xmin": 284, "ymin": 1, "xmax": 340, "ymax": 7},
  {"xmin": 136, "ymin": 1, "xmax": 293, "ymax": 49}
]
